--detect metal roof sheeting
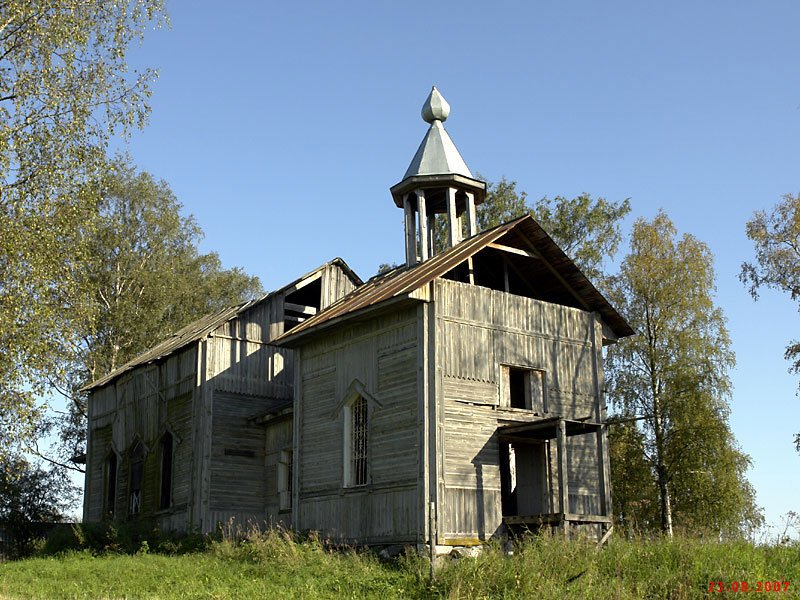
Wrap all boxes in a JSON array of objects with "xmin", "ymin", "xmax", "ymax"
[
  {"xmin": 277, "ymin": 215, "xmax": 634, "ymax": 345},
  {"xmin": 82, "ymin": 258, "xmax": 361, "ymax": 392}
]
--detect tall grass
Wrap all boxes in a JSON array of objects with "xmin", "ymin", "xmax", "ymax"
[{"xmin": 0, "ymin": 526, "xmax": 797, "ymax": 599}]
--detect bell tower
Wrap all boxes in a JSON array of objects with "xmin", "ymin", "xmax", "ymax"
[{"xmin": 390, "ymin": 87, "xmax": 487, "ymax": 267}]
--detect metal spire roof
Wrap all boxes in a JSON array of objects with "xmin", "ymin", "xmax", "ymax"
[{"xmin": 402, "ymin": 87, "xmax": 474, "ymax": 180}]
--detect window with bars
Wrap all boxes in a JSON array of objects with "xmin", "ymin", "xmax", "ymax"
[{"xmin": 350, "ymin": 397, "xmax": 368, "ymax": 486}]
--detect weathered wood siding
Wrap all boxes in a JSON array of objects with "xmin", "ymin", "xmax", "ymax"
[
  {"xmin": 295, "ymin": 306, "xmax": 420, "ymax": 543},
  {"xmin": 264, "ymin": 416, "xmax": 293, "ymax": 527},
  {"xmin": 84, "ymin": 260, "xmax": 359, "ymax": 532},
  {"xmin": 434, "ymin": 279, "xmax": 604, "ymax": 541},
  {"xmin": 84, "ymin": 346, "xmax": 197, "ymax": 528}
]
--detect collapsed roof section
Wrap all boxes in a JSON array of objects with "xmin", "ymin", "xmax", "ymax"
[{"xmin": 276, "ymin": 215, "xmax": 634, "ymax": 347}]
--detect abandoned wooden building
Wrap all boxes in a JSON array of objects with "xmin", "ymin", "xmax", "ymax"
[{"xmin": 83, "ymin": 87, "xmax": 634, "ymax": 547}]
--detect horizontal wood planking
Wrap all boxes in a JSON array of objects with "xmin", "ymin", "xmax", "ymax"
[
  {"xmin": 296, "ymin": 307, "xmax": 421, "ymax": 540},
  {"xmin": 299, "ymin": 487, "xmax": 419, "ymax": 543},
  {"xmin": 210, "ymin": 391, "xmax": 286, "ymax": 514},
  {"xmin": 434, "ymin": 279, "xmax": 606, "ymax": 539}
]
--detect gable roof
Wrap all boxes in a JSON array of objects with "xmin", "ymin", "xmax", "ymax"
[
  {"xmin": 82, "ymin": 258, "xmax": 361, "ymax": 392},
  {"xmin": 276, "ymin": 216, "xmax": 634, "ymax": 346}
]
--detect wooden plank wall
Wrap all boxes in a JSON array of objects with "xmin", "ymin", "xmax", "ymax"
[
  {"xmin": 434, "ymin": 279, "xmax": 603, "ymax": 541},
  {"xmin": 84, "ymin": 261, "xmax": 359, "ymax": 531},
  {"xmin": 264, "ymin": 417, "xmax": 293, "ymax": 527},
  {"xmin": 295, "ymin": 306, "xmax": 420, "ymax": 543},
  {"xmin": 84, "ymin": 346, "xmax": 197, "ymax": 526},
  {"xmin": 202, "ymin": 262, "xmax": 358, "ymax": 532},
  {"xmin": 321, "ymin": 262, "xmax": 359, "ymax": 309}
]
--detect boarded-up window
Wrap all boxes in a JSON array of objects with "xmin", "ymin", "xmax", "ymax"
[
  {"xmin": 104, "ymin": 453, "xmax": 117, "ymax": 517},
  {"xmin": 504, "ymin": 366, "xmax": 547, "ymax": 412},
  {"xmin": 129, "ymin": 440, "xmax": 146, "ymax": 516},
  {"xmin": 159, "ymin": 433, "xmax": 173, "ymax": 510},
  {"xmin": 278, "ymin": 449, "xmax": 292, "ymax": 511}
]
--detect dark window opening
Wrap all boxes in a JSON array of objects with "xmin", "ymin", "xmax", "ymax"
[
  {"xmin": 159, "ymin": 433, "xmax": 173, "ymax": 510},
  {"xmin": 284, "ymin": 277, "xmax": 322, "ymax": 332},
  {"xmin": 129, "ymin": 440, "xmax": 146, "ymax": 516},
  {"xmin": 104, "ymin": 453, "xmax": 117, "ymax": 517},
  {"xmin": 505, "ymin": 366, "xmax": 547, "ymax": 412},
  {"xmin": 509, "ymin": 367, "xmax": 528, "ymax": 409}
]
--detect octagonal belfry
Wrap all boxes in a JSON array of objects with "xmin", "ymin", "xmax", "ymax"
[{"xmin": 390, "ymin": 87, "xmax": 487, "ymax": 266}]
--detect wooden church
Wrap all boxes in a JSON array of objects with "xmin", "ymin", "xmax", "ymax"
[{"xmin": 83, "ymin": 88, "xmax": 633, "ymax": 547}]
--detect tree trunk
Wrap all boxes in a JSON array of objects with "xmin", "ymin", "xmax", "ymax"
[{"xmin": 656, "ymin": 462, "xmax": 673, "ymax": 537}]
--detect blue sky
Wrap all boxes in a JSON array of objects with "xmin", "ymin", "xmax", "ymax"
[{"xmin": 115, "ymin": 1, "xmax": 799, "ymax": 532}]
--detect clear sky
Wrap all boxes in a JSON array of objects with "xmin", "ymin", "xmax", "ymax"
[{"xmin": 113, "ymin": 1, "xmax": 799, "ymax": 533}]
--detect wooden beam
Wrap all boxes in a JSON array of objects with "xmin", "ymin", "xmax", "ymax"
[
  {"xmin": 512, "ymin": 234, "xmax": 592, "ymax": 311},
  {"xmin": 487, "ymin": 242, "xmax": 538, "ymax": 258},
  {"xmin": 284, "ymin": 315, "xmax": 305, "ymax": 323},
  {"xmin": 556, "ymin": 419, "xmax": 569, "ymax": 515},
  {"xmin": 284, "ymin": 302, "xmax": 317, "ymax": 316}
]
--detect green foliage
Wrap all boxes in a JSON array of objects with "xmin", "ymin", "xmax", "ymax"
[
  {"xmin": 0, "ymin": 0, "xmax": 166, "ymax": 457},
  {"xmin": 606, "ymin": 212, "xmax": 761, "ymax": 537},
  {"xmin": 1, "ymin": 532, "xmax": 798, "ymax": 599},
  {"xmin": 41, "ymin": 157, "xmax": 263, "ymax": 470},
  {"xmin": 0, "ymin": 455, "xmax": 76, "ymax": 558},
  {"xmin": 740, "ymin": 193, "xmax": 800, "ymax": 450},
  {"xmin": 529, "ymin": 194, "xmax": 632, "ymax": 284},
  {"xmin": 608, "ymin": 419, "xmax": 659, "ymax": 533},
  {"xmin": 37, "ymin": 520, "xmax": 208, "ymax": 557},
  {"xmin": 477, "ymin": 178, "xmax": 631, "ymax": 283}
]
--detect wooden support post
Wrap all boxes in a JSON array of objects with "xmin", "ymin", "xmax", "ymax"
[
  {"xmin": 556, "ymin": 419, "xmax": 569, "ymax": 516},
  {"xmin": 465, "ymin": 192, "xmax": 477, "ymax": 237},
  {"xmin": 467, "ymin": 257, "xmax": 475, "ymax": 285},
  {"xmin": 503, "ymin": 257, "xmax": 510, "ymax": 293},
  {"xmin": 446, "ymin": 188, "xmax": 458, "ymax": 248},
  {"xmin": 427, "ymin": 214, "xmax": 436, "ymax": 256},
  {"xmin": 418, "ymin": 190, "xmax": 429, "ymax": 261},
  {"xmin": 429, "ymin": 501, "xmax": 436, "ymax": 581},
  {"xmin": 404, "ymin": 194, "xmax": 417, "ymax": 266}
]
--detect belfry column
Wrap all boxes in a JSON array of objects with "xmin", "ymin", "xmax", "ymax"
[
  {"xmin": 390, "ymin": 86, "xmax": 487, "ymax": 267},
  {"xmin": 418, "ymin": 190, "xmax": 429, "ymax": 261},
  {"xmin": 465, "ymin": 192, "xmax": 477, "ymax": 237},
  {"xmin": 403, "ymin": 194, "xmax": 417, "ymax": 266},
  {"xmin": 446, "ymin": 188, "xmax": 459, "ymax": 248}
]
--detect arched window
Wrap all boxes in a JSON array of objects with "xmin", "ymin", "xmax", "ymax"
[
  {"xmin": 104, "ymin": 452, "xmax": 118, "ymax": 517},
  {"xmin": 159, "ymin": 432, "xmax": 173, "ymax": 510},
  {"xmin": 129, "ymin": 440, "xmax": 146, "ymax": 516},
  {"xmin": 348, "ymin": 396, "xmax": 369, "ymax": 486}
]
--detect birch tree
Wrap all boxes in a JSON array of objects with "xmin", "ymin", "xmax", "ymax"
[
  {"xmin": 40, "ymin": 157, "xmax": 263, "ymax": 472},
  {"xmin": 741, "ymin": 193, "xmax": 800, "ymax": 452},
  {"xmin": 0, "ymin": 0, "xmax": 165, "ymax": 457},
  {"xmin": 607, "ymin": 212, "xmax": 760, "ymax": 536}
]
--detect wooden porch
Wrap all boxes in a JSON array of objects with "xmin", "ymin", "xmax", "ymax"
[{"xmin": 498, "ymin": 416, "xmax": 613, "ymax": 541}]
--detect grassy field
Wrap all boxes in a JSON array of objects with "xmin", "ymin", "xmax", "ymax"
[{"xmin": 1, "ymin": 530, "xmax": 798, "ymax": 599}]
